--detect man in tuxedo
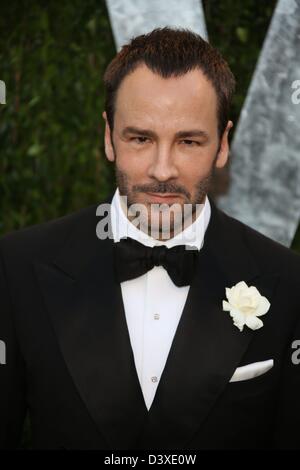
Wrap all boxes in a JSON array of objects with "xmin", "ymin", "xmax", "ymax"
[{"xmin": 1, "ymin": 27, "xmax": 300, "ymax": 450}]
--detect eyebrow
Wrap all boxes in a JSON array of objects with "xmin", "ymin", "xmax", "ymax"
[{"xmin": 121, "ymin": 126, "xmax": 210, "ymax": 141}]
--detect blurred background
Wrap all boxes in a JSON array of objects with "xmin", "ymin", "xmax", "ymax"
[
  {"xmin": 1, "ymin": 0, "xmax": 299, "ymax": 250},
  {"xmin": 0, "ymin": 0, "xmax": 299, "ymax": 448}
]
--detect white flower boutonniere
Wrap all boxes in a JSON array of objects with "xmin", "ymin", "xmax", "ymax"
[{"xmin": 222, "ymin": 281, "xmax": 271, "ymax": 332}]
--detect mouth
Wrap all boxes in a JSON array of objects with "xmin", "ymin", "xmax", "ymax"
[{"xmin": 145, "ymin": 192, "xmax": 182, "ymax": 204}]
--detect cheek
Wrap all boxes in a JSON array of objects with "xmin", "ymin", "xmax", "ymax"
[
  {"xmin": 177, "ymin": 156, "xmax": 211, "ymax": 181},
  {"xmin": 116, "ymin": 153, "xmax": 148, "ymax": 182},
  {"xmin": 117, "ymin": 143, "xmax": 151, "ymax": 174}
]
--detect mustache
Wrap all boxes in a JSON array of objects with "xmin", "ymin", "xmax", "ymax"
[{"xmin": 132, "ymin": 183, "xmax": 190, "ymax": 199}]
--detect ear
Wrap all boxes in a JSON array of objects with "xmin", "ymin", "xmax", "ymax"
[
  {"xmin": 102, "ymin": 111, "xmax": 115, "ymax": 162},
  {"xmin": 215, "ymin": 120, "xmax": 233, "ymax": 169}
]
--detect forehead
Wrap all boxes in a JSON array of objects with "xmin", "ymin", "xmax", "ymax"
[{"xmin": 114, "ymin": 63, "xmax": 218, "ymax": 128}]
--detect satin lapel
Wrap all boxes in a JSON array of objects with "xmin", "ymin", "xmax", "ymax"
[
  {"xmin": 137, "ymin": 199, "xmax": 280, "ymax": 450},
  {"xmin": 34, "ymin": 197, "xmax": 149, "ymax": 450}
]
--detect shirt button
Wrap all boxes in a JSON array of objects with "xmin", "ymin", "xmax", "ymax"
[
  {"xmin": 151, "ymin": 376, "xmax": 158, "ymax": 383},
  {"xmin": 154, "ymin": 313, "xmax": 160, "ymax": 320}
]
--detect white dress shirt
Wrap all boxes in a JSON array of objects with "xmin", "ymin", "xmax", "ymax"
[{"xmin": 110, "ymin": 188, "xmax": 211, "ymax": 410}]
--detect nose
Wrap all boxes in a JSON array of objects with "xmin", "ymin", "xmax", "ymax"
[{"xmin": 147, "ymin": 144, "xmax": 179, "ymax": 182}]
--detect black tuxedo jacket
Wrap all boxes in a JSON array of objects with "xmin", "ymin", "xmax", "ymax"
[{"xmin": 0, "ymin": 194, "xmax": 300, "ymax": 450}]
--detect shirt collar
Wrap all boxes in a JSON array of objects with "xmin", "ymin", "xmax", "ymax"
[{"xmin": 111, "ymin": 187, "xmax": 211, "ymax": 250}]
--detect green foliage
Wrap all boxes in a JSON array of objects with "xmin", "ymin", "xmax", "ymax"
[{"xmin": 0, "ymin": 0, "xmax": 115, "ymax": 234}]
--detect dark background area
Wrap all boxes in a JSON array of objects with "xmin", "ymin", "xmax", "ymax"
[{"xmin": 0, "ymin": 0, "xmax": 299, "ymax": 448}]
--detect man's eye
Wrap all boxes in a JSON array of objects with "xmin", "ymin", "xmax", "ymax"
[
  {"xmin": 131, "ymin": 136, "xmax": 149, "ymax": 144},
  {"xmin": 181, "ymin": 140, "xmax": 200, "ymax": 146}
]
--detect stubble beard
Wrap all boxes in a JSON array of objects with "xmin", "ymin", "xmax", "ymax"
[{"xmin": 114, "ymin": 162, "xmax": 215, "ymax": 240}]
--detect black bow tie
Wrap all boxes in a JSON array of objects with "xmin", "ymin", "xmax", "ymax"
[{"xmin": 113, "ymin": 236, "xmax": 199, "ymax": 287}]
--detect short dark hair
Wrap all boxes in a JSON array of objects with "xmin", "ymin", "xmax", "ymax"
[{"xmin": 103, "ymin": 27, "xmax": 236, "ymax": 139}]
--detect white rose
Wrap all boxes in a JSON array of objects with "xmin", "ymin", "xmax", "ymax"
[{"xmin": 222, "ymin": 281, "xmax": 271, "ymax": 332}]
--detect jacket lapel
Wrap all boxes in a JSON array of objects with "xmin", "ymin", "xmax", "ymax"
[
  {"xmin": 136, "ymin": 199, "xmax": 279, "ymax": 449},
  {"xmin": 34, "ymin": 197, "xmax": 149, "ymax": 450}
]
